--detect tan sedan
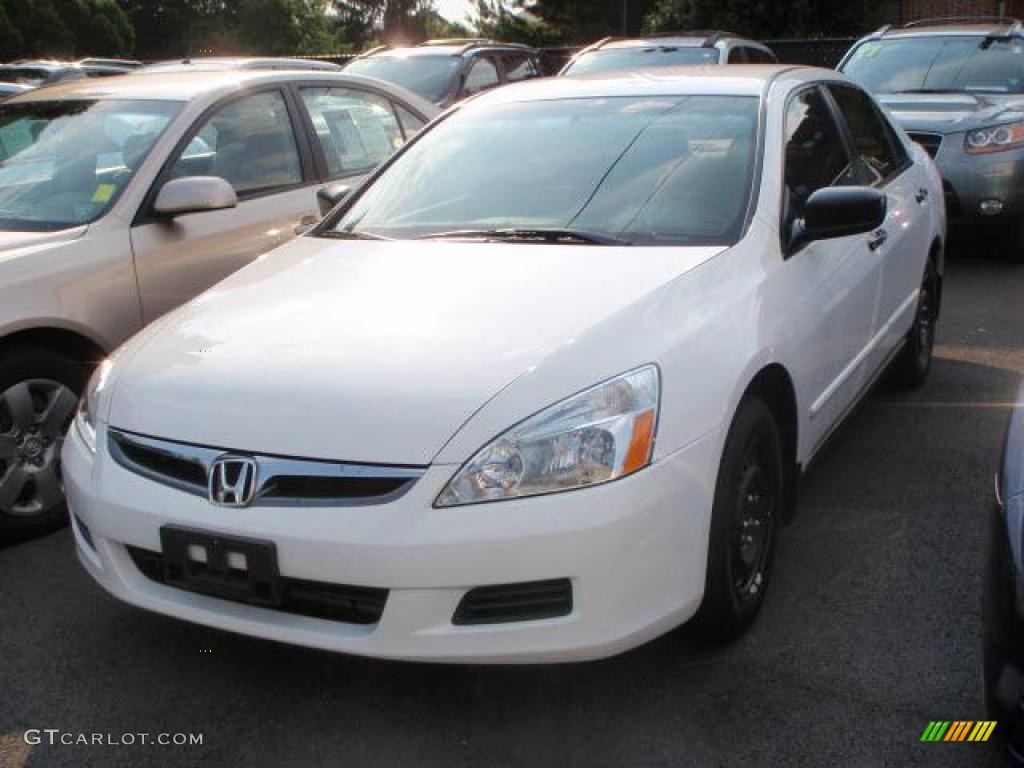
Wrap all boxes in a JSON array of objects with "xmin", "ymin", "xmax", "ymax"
[{"xmin": 0, "ymin": 69, "xmax": 437, "ymax": 538}]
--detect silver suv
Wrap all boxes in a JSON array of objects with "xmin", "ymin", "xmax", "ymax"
[
  {"xmin": 840, "ymin": 17, "xmax": 1024, "ymax": 261},
  {"xmin": 559, "ymin": 31, "xmax": 778, "ymax": 75},
  {"xmin": 345, "ymin": 39, "xmax": 544, "ymax": 108}
]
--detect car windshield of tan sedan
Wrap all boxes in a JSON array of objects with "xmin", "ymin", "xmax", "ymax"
[
  {"xmin": 0, "ymin": 98, "xmax": 182, "ymax": 231},
  {"xmin": 329, "ymin": 95, "xmax": 759, "ymax": 246}
]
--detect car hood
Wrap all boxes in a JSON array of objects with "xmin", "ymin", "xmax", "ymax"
[
  {"xmin": 0, "ymin": 225, "xmax": 88, "ymax": 259},
  {"xmin": 877, "ymin": 92, "xmax": 1024, "ymax": 134},
  {"xmin": 107, "ymin": 236, "xmax": 724, "ymax": 465}
]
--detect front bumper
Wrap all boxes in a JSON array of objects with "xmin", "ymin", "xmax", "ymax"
[
  {"xmin": 63, "ymin": 424, "xmax": 720, "ymax": 664},
  {"xmin": 930, "ymin": 137, "xmax": 1024, "ymax": 227}
]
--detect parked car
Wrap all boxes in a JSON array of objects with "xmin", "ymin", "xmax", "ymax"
[
  {"xmin": 0, "ymin": 70, "xmax": 437, "ymax": 540},
  {"xmin": 141, "ymin": 57, "xmax": 343, "ymax": 74},
  {"xmin": 839, "ymin": 17, "xmax": 1024, "ymax": 261},
  {"xmin": 560, "ymin": 32, "xmax": 777, "ymax": 75},
  {"xmin": 985, "ymin": 380, "xmax": 1024, "ymax": 762},
  {"xmin": 0, "ymin": 60, "xmax": 133, "ymax": 89},
  {"xmin": 77, "ymin": 58, "xmax": 143, "ymax": 69},
  {"xmin": 64, "ymin": 66, "xmax": 946, "ymax": 663},
  {"xmin": 344, "ymin": 39, "xmax": 543, "ymax": 107}
]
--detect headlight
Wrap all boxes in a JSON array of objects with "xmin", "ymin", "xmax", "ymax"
[
  {"xmin": 74, "ymin": 360, "xmax": 112, "ymax": 453},
  {"xmin": 965, "ymin": 121, "xmax": 1024, "ymax": 154},
  {"xmin": 435, "ymin": 365, "xmax": 660, "ymax": 507}
]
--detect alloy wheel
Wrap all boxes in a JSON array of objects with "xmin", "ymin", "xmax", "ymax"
[{"xmin": 0, "ymin": 379, "xmax": 78, "ymax": 517}]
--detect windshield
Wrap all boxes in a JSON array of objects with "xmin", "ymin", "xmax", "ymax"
[
  {"xmin": 842, "ymin": 35, "xmax": 1024, "ymax": 94},
  {"xmin": 0, "ymin": 99, "xmax": 182, "ymax": 231},
  {"xmin": 0, "ymin": 67, "xmax": 52, "ymax": 86},
  {"xmin": 564, "ymin": 46, "xmax": 720, "ymax": 75},
  {"xmin": 345, "ymin": 55, "xmax": 460, "ymax": 103},
  {"xmin": 330, "ymin": 95, "xmax": 759, "ymax": 246}
]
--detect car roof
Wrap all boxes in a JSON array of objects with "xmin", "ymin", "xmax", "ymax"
[
  {"xmin": 865, "ymin": 17, "xmax": 1024, "ymax": 39},
  {"xmin": 468, "ymin": 64, "xmax": 824, "ymax": 104},
  {"xmin": 142, "ymin": 57, "xmax": 342, "ymax": 73},
  {"xmin": 2, "ymin": 70, "xmax": 436, "ymax": 111},
  {"xmin": 357, "ymin": 39, "xmax": 537, "ymax": 59}
]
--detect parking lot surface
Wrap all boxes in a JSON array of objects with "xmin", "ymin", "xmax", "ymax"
[{"xmin": 1, "ymin": 246, "xmax": 1021, "ymax": 768}]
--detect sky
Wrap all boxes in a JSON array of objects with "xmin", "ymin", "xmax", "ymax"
[{"xmin": 436, "ymin": 0, "xmax": 473, "ymax": 22}]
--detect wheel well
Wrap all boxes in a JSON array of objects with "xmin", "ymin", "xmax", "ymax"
[
  {"xmin": 743, "ymin": 364, "xmax": 799, "ymax": 521},
  {"xmin": 0, "ymin": 327, "xmax": 106, "ymax": 366}
]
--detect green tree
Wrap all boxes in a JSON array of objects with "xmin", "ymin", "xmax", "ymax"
[
  {"xmin": 472, "ymin": 0, "xmax": 554, "ymax": 45},
  {"xmin": 234, "ymin": 0, "xmax": 348, "ymax": 55},
  {"xmin": 642, "ymin": 0, "xmax": 876, "ymax": 38}
]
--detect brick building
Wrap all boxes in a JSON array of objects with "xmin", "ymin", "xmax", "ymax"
[{"xmin": 887, "ymin": 0, "xmax": 1024, "ymax": 21}]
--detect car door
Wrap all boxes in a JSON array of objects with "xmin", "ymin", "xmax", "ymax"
[
  {"xmin": 130, "ymin": 87, "xmax": 318, "ymax": 323},
  {"xmin": 781, "ymin": 85, "xmax": 884, "ymax": 443},
  {"xmin": 826, "ymin": 83, "xmax": 929, "ymax": 370}
]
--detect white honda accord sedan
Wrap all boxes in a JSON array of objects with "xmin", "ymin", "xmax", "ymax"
[{"xmin": 63, "ymin": 66, "xmax": 946, "ymax": 663}]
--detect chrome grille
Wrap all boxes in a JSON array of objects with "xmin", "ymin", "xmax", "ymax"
[
  {"xmin": 907, "ymin": 132, "xmax": 943, "ymax": 158},
  {"xmin": 108, "ymin": 429, "xmax": 424, "ymax": 505}
]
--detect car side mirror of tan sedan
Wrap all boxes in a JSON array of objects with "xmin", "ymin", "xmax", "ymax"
[{"xmin": 153, "ymin": 176, "xmax": 238, "ymax": 217}]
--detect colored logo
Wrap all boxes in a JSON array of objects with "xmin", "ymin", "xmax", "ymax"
[{"xmin": 920, "ymin": 721, "xmax": 997, "ymax": 742}]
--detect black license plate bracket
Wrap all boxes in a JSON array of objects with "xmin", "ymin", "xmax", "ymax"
[{"xmin": 160, "ymin": 525, "xmax": 281, "ymax": 607}]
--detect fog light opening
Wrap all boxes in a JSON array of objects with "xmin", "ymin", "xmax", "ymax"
[{"xmin": 980, "ymin": 198, "xmax": 1005, "ymax": 216}]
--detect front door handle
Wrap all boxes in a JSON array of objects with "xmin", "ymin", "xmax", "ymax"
[
  {"xmin": 915, "ymin": 188, "xmax": 929, "ymax": 204},
  {"xmin": 868, "ymin": 229, "xmax": 888, "ymax": 252}
]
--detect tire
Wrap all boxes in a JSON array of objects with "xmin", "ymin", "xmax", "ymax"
[
  {"xmin": 693, "ymin": 396, "xmax": 784, "ymax": 644},
  {"xmin": 0, "ymin": 346, "xmax": 92, "ymax": 542},
  {"xmin": 888, "ymin": 258, "xmax": 939, "ymax": 390}
]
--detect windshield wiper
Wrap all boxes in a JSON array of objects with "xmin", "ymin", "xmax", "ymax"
[
  {"xmin": 319, "ymin": 229, "xmax": 391, "ymax": 241},
  {"xmin": 416, "ymin": 228, "xmax": 631, "ymax": 246}
]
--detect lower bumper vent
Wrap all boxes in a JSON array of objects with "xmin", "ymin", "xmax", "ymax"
[
  {"xmin": 453, "ymin": 578, "xmax": 573, "ymax": 625},
  {"xmin": 126, "ymin": 545, "xmax": 388, "ymax": 625}
]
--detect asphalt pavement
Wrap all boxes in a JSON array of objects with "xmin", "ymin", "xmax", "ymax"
[{"xmin": 1, "ymin": 244, "xmax": 1021, "ymax": 768}]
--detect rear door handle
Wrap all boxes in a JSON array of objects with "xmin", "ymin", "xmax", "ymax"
[
  {"xmin": 868, "ymin": 229, "xmax": 888, "ymax": 251},
  {"xmin": 915, "ymin": 188, "xmax": 929, "ymax": 204}
]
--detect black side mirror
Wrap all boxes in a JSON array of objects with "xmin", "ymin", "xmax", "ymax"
[
  {"xmin": 317, "ymin": 183, "xmax": 352, "ymax": 217},
  {"xmin": 789, "ymin": 186, "xmax": 887, "ymax": 253}
]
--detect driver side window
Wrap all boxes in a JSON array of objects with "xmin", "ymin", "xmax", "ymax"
[
  {"xmin": 167, "ymin": 90, "xmax": 302, "ymax": 197},
  {"xmin": 783, "ymin": 87, "xmax": 856, "ymax": 231}
]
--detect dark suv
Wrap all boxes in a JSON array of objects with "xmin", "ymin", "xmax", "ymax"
[
  {"xmin": 560, "ymin": 32, "xmax": 777, "ymax": 75},
  {"xmin": 840, "ymin": 17, "xmax": 1024, "ymax": 261},
  {"xmin": 344, "ymin": 39, "xmax": 543, "ymax": 108}
]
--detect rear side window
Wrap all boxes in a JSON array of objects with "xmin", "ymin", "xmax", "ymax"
[
  {"xmin": 727, "ymin": 47, "xmax": 749, "ymax": 64},
  {"xmin": 748, "ymin": 48, "xmax": 777, "ymax": 64},
  {"xmin": 463, "ymin": 56, "xmax": 500, "ymax": 95},
  {"xmin": 827, "ymin": 84, "xmax": 907, "ymax": 185},
  {"xmin": 299, "ymin": 87, "xmax": 405, "ymax": 178},
  {"xmin": 783, "ymin": 87, "xmax": 856, "ymax": 225},
  {"xmin": 503, "ymin": 52, "xmax": 541, "ymax": 82},
  {"xmin": 395, "ymin": 105, "xmax": 426, "ymax": 139}
]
